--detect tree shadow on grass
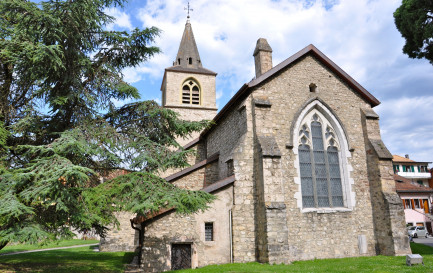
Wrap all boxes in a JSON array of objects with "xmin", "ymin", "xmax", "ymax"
[{"xmin": 0, "ymin": 246, "xmax": 136, "ymax": 273}]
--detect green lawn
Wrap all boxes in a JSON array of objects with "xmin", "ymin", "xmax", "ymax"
[
  {"xmin": 0, "ymin": 239, "xmax": 99, "ymax": 255},
  {"xmin": 0, "ymin": 245, "xmax": 134, "ymax": 273},
  {"xmin": 169, "ymin": 243, "xmax": 433, "ymax": 273},
  {"xmin": 0, "ymin": 242, "xmax": 431, "ymax": 273}
]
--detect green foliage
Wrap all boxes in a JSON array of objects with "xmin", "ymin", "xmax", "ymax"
[
  {"xmin": 0, "ymin": 0, "xmax": 214, "ymax": 248},
  {"xmin": 394, "ymin": 0, "xmax": 433, "ymax": 64}
]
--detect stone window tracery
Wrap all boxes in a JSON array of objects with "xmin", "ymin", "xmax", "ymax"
[
  {"xmin": 182, "ymin": 79, "xmax": 200, "ymax": 105},
  {"xmin": 297, "ymin": 110, "xmax": 345, "ymax": 208}
]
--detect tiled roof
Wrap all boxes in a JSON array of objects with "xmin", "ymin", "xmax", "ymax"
[
  {"xmin": 392, "ymin": 155, "xmax": 415, "ymax": 163},
  {"xmin": 394, "ymin": 174, "xmax": 433, "ymax": 193}
]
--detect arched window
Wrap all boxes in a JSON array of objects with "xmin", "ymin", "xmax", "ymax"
[
  {"xmin": 297, "ymin": 107, "xmax": 350, "ymax": 209},
  {"xmin": 181, "ymin": 79, "xmax": 200, "ymax": 105}
]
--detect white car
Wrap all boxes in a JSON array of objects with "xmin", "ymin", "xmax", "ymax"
[{"xmin": 408, "ymin": 226, "xmax": 428, "ymax": 238}]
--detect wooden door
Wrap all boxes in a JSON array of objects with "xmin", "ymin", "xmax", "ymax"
[{"xmin": 171, "ymin": 244, "xmax": 191, "ymax": 270}]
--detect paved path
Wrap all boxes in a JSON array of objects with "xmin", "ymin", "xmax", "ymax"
[
  {"xmin": 413, "ymin": 237, "xmax": 433, "ymax": 248},
  {"xmin": 0, "ymin": 244, "xmax": 99, "ymax": 256}
]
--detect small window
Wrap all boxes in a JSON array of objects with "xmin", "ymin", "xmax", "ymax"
[
  {"xmin": 205, "ymin": 222, "xmax": 213, "ymax": 241},
  {"xmin": 189, "ymin": 57, "xmax": 192, "ymax": 65},
  {"xmin": 226, "ymin": 159, "xmax": 234, "ymax": 177},
  {"xmin": 414, "ymin": 199, "xmax": 420, "ymax": 209},
  {"xmin": 419, "ymin": 166, "xmax": 428, "ymax": 173},
  {"xmin": 417, "ymin": 180, "xmax": 424, "ymax": 186},
  {"xmin": 403, "ymin": 165, "xmax": 414, "ymax": 172},
  {"xmin": 178, "ymin": 58, "xmax": 181, "ymax": 65},
  {"xmin": 393, "ymin": 165, "xmax": 400, "ymax": 173},
  {"xmin": 405, "ymin": 199, "xmax": 412, "ymax": 209},
  {"xmin": 309, "ymin": 83, "xmax": 317, "ymax": 92}
]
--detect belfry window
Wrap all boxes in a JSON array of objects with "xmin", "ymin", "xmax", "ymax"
[
  {"xmin": 298, "ymin": 110, "xmax": 345, "ymax": 208},
  {"xmin": 182, "ymin": 79, "xmax": 200, "ymax": 105}
]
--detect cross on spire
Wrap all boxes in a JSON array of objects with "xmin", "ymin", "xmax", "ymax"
[{"xmin": 184, "ymin": 2, "xmax": 193, "ymax": 18}]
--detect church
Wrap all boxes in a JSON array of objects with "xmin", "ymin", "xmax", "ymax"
[{"xmin": 100, "ymin": 15, "xmax": 411, "ymax": 272}]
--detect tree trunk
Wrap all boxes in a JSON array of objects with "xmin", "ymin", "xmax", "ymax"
[{"xmin": 0, "ymin": 241, "xmax": 8, "ymax": 251}]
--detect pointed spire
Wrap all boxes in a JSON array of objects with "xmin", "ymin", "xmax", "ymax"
[{"xmin": 174, "ymin": 19, "xmax": 202, "ymax": 69}]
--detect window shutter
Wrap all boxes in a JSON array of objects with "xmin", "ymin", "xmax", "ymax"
[
  {"xmin": 411, "ymin": 166, "xmax": 415, "ymax": 172},
  {"xmin": 403, "ymin": 166, "xmax": 406, "ymax": 172},
  {"xmin": 411, "ymin": 199, "xmax": 415, "ymax": 210},
  {"xmin": 402, "ymin": 199, "xmax": 406, "ymax": 209}
]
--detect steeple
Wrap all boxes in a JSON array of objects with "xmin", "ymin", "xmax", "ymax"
[
  {"xmin": 160, "ymin": 12, "xmax": 217, "ymax": 147},
  {"xmin": 174, "ymin": 19, "xmax": 202, "ymax": 69}
]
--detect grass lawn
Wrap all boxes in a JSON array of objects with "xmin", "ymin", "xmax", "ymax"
[
  {"xmin": 0, "ymin": 245, "xmax": 134, "ymax": 273},
  {"xmin": 0, "ymin": 239, "xmax": 99, "ymax": 255},
  {"xmin": 0, "ymin": 242, "xmax": 432, "ymax": 273},
  {"xmin": 168, "ymin": 243, "xmax": 433, "ymax": 273}
]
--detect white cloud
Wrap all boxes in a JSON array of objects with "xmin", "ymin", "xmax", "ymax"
[
  {"xmin": 105, "ymin": 7, "xmax": 133, "ymax": 30},
  {"xmin": 376, "ymin": 96, "xmax": 433, "ymax": 163}
]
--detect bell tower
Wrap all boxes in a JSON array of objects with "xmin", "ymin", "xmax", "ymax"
[{"xmin": 161, "ymin": 16, "xmax": 217, "ymax": 145}]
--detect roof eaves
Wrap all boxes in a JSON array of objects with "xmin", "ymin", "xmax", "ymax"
[
  {"xmin": 132, "ymin": 175, "xmax": 236, "ymax": 224},
  {"xmin": 164, "ymin": 152, "xmax": 219, "ymax": 182},
  {"xmin": 165, "ymin": 66, "xmax": 217, "ymax": 76}
]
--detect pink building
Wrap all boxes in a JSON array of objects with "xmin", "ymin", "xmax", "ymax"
[{"xmin": 395, "ymin": 173, "xmax": 433, "ymax": 233}]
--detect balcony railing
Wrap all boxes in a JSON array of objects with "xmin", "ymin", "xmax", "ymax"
[{"xmin": 396, "ymin": 171, "xmax": 432, "ymax": 179}]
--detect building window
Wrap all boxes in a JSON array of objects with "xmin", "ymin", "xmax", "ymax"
[
  {"xmin": 298, "ymin": 111, "xmax": 344, "ymax": 208},
  {"xmin": 417, "ymin": 180, "xmax": 424, "ymax": 186},
  {"xmin": 419, "ymin": 166, "xmax": 428, "ymax": 173},
  {"xmin": 309, "ymin": 83, "xmax": 317, "ymax": 92},
  {"xmin": 181, "ymin": 79, "xmax": 200, "ymax": 105},
  {"xmin": 414, "ymin": 199, "xmax": 421, "ymax": 209},
  {"xmin": 226, "ymin": 159, "xmax": 234, "ymax": 177},
  {"xmin": 403, "ymin": 165, "xmax": 414, "ymax": 172},
  {"xmin": 205, "ymin": 222, "xmax": 213, "ymax": 241},
  {"xmin": 405, "ymin": 199, "xmax": 412, "ymax": 209},
  {"xmin": 393, "ymin": 165, "xmax": 400, "ymax": 173}
]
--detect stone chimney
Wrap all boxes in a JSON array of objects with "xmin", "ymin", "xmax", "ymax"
[
  {"xmin": 405, "ymin": 154, "xmax": 409, "ymax": 159},
  {"xmin": 253, "ymin": 38, "xmax": 273, "ymax": 78}
]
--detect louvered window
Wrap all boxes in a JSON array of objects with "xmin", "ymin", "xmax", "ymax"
[
  {"xmin": 181, "ymin": 79, "xmax": 200, "ymax": 105},
  {"xmin": 298, "ymin": 112, "xmax": 344, "ymax": 208}
]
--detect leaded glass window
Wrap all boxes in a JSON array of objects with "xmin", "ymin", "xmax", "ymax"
[{"xmin": 298, "ymin": 112, "xmax": 344, "ymax": 208}]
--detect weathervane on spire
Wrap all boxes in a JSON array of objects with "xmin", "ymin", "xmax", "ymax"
[{"xmin": 184, "ymin": 2, "xmax": 193, "ymax": 18}]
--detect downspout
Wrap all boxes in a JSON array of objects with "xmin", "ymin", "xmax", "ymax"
[
  {"xmin": 130, "ymin": 219, "xmax": 144, "ymax": 266},
  {"xmin": 229, "ymin": 209, "xmax": 233, "ymax": 263}
]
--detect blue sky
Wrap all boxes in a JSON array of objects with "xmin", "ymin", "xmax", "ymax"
[{"xmin": 106, "ymin": 0, "xmax": 433, "ymax": 164}]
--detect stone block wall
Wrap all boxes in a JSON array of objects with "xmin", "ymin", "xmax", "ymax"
[
  {"xmin": 241, "ymin": 54, "xmax": 382, "ymax": 261},
  {"xmin": 205, "ymin": 97, "xmax": 257, "ymax": 262},
  {"xmin": 141, "ymin": 187, "xmax": 234, "ymax": 272},
  {"xmin": 99, "ymin": 212, "xmax": 138, "ymax": 252},
  {"xmin": 163, "ymin": 71, "xmax": 216, "ymax": 110},
  {"xmin": 361, "ymin": 111, "xmax": 410, "ymax": 255}
]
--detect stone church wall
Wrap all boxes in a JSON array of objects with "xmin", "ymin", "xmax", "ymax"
[
  {"xmin": 163, "ymin": 71, "xmax": 216, "ymax": 110},
  {"xmin": 204, "ymin": 97, "xmax": 258, "ymax": 262},
  {"xmin": 141, "ymin": 186, "xmax": 234, "ymax": 272},
  {"xmin": 246, "ymin": 53, "xmax": 391, "ymax": 260},
  {"xmin": 99, "ymin": 212, "xmax": 138, "ymax": 252}
]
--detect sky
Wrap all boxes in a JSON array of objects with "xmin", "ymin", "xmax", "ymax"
[{"xmin": 106, "ymin": 0, "xmax": 433, "ymax": 164}]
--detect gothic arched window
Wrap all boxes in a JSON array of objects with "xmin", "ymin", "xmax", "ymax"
[
  {"xmin": 298, "ymin": 110, "xmax": 346, "ymax": 208},
  {"xmin": 181, "ymin": 79, "xmax": 200, "ymax": 105}
]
